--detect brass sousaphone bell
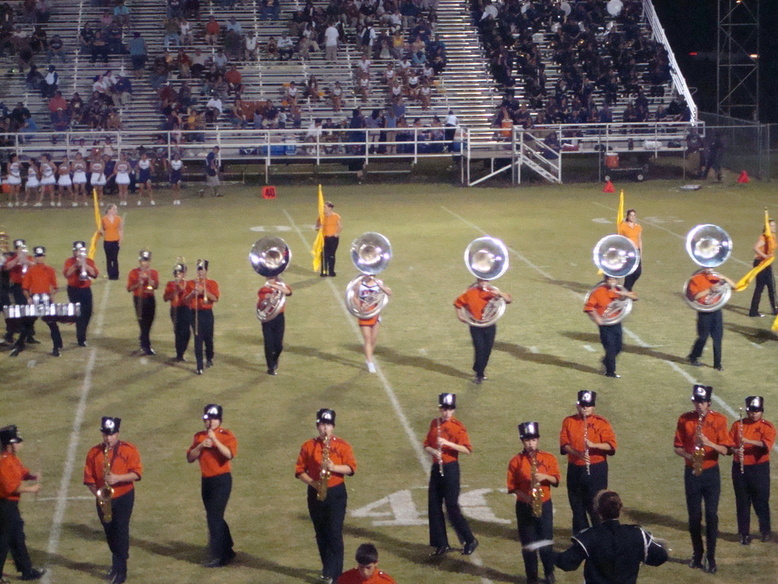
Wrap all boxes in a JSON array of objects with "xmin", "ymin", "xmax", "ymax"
[
  {"xmin": 249, "ymin": 236, "xmax": 291, "ymax": 322},
  {"xmin": 585, "ymin": 234, "xmax": 640, "ymax": 325},
  {"xmin": 683, "ymin": 224, "xmax": 733, "ymax": 312},
  {"xmin": 345, "ymin": 232, "xmax": 392, "ymax": 319},
  {"xmin": 462, "ymin": 236, "xmax": 510, "ymax": 327}
]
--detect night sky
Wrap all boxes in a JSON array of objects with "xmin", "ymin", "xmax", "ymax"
[{"xmin": 653, "ymin": 0, "xmax": 777, "ymax": 123}]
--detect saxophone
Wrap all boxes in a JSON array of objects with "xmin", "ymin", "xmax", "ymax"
[
  {"xmin": 583, "ymin": 413, "xmax": 590, "ymax": 476},
  {"xmin": 317, "ymin": 434, "xmax": 332, "ymax": 502},
  {"xmin": 692, "ymin": 412, "xmax": 706, "ymax": 476},
  {"xmin": 436, "ymin": 417, "xmax": 444, "ymax": 477},
  {"xmin": 529, "ymin": 451, "xmax": 543, "ymax": 518},
  {"xmin": 96, "ymin": 444, "xmax": 115, "ymax": 523}
]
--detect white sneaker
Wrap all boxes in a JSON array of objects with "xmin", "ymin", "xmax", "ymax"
[
  {"xmin": 33, "ymin": 202, "xmax": 42, "ymax": 207},
  {"xmin": 21, "ymin": 202, "xmax": 28, "ymax": 206},
  {"xmin": 57, "ymin": 202, "xmax": 62, "ymax": 207},
  {"xmin": 7, "ymin": 202, "xmax": 13, "ymax": 207},
  {"xmin": 71, "ymin": 202, "xmax": 78, "ymax": 207},
  {"xmin": 173, "ymin": 199, "xmax": 180, "ymax": 205},
  {"xmin": 50, "ymin": 201, "xmax": 55, "ymax": 206},
  {"xmin": 137, "ymin": 200, "xmax": 141, "ymax": 206},
  {"xmin": 83, "ymin": 202, "xmax": 89, "ymax": 207},
  {"xmin": 150, "ymin": 200, "xmax": 155, "ymax": 206},
  {"xmin": 367, "ymin": 361, "xmax": 376, "ymax": 373}
]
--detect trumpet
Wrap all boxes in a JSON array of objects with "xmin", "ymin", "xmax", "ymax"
[
  {"xmin": 77, "ymin": 247, "xmax": 89, "ymax": 281},
  {"xmin": 19, "ymin": 244, "xmax": 29, "ymax": 275}
]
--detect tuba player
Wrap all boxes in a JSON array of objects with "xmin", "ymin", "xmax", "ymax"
[{"xmin": 583, "ymin": 276, "xmax": 636, "ymax": 378}]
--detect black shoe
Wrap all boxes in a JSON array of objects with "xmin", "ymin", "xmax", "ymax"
[
  {"xmin": 143, "ymin": 347, "xmax": 156, "ymax": 356},
  {"xmin": 196, "ymin": 369, "xmax": 203, "ymax": 375},
  {"xmin": 714, "ymin": 365, "xmax": 723, "ymax": 371},
  {"xmin": 762, "ymin": 532, "xmax": 772, "ymax": 542},
  {"xmin": 462, "ymin": 539, "xmax": 479, "ymax": 555},
  {"xmin": 544, "ymin": 573, "xmax": 556, "ymax": 584},
  {"xmin": 330, "ymin": 272, "xmax": 336, "ymax": 277},
  {"xmin": 267, "ymin": 368, "xmax": 277, "ymax": 375},
  {"xmin": 320, "ymin": 273, "xmax": 327, "ymax": 277},
  {"xmin": 704, "ymin": 558, "xmax": 717, "ymax": 574},
  {"xmin": 206, "ymin": 359, "xmax": 213, "ymax": 368},
  {"xmin": 10, "ymin": 347, "xmax": 21, "ymax": 357},
  {"xmin": 52, "ymin": 348, "xmax": 61, "ymax": 357},
  {"xmin": 106, "ymin": 567, "xmax": 117, "ymax": 581},
  {"xmin": 472, "ymin": 375, "xmax": 483, "ymax": 385},
  {"xmin": 21, "ymin": 568, "xmax": 46, "ymax": 581},
  {"xmin": 110, "ymin": 572, "xmax": 126, "ymax": 584},
  {"xmin": 687, "ymin": 357, "xmax": 702, "ymax": 367},
  {"xmin": 174, "ymin": 356, "xmax": 186, "ymax": 362},
  {"xmin": 203, "ymin": 558, "xmax": 225, "ymax": 568},
  {"xmin": 78, "ymin": 341, "xmax": 87, "ymax": 347},
  {"xmin": 689, "ymin": 558, "xmax": 704, "ymax": 570},
  {"xmin": 740, "ymin": 534, "xmax": 752, "ymax": 545},
  {"xmin": 605, "ymin": 372, "xmax": 621, "ymax": 378},
  {"xmin": 748, "ymin": 312, "xmax": 765, "ymax": 318},
  {"xmin": 430, "ymin": 545, "xmax": 453, "ymax": 557},
  {"xmin": 224, "ymin": 550, "xmax": 236, "ymax": 564},
  {"xmin": 26, "ymin": 337, "xmax": 41, "ymax": 344}
]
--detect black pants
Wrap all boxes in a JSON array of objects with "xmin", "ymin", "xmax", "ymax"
[
  {"xmin": 14, "ymin": 317, "xmax": 61, "ymax": 353},
  {"xmin": 516, "ymin": 499, "xmax": 555, "ymax": 581},
  {"xmin": 684, "ymin": 465, "xmax": 720, "ymax": 562},
  {"xmin": 567, "ymin": 461, "xmax": 608, "ymax": 534},
  {"xmin": 192, "ymin": 309, "xmax": 214, "ymax": 370},
  {"xmin": 5, "ymin": 284, "xmax": 34, "ymax": 342},
  {"xmin": 749, "ymin": 261, "xmax": 776, "ymax": 316},
  {"xmin": 104, "ymin": 240, "xmax": 120, "ymax": 280},
  {"xmin": 98, "ymin": 489, "xmax": 134, "ymax": 579},
  {"xmin": 307, "ymin": 483, "xmax": 347, "ymax": 580},
  {"xmin": 133, "ymin": 296, "xmax": 155, "ymax": 352},
  {"xmin": 67, "ymin": 286, "xmax": 93, "ymax": 344},
  {"xmin": 624, "ymin": 261, "xmax": 642, "ymax": 291},
  {"xmin": 0, "ymin": 499, "xmax": 34, "ymax": 577},
  {"xmin": 321, "ymin": 236, "xmax": 339, "ymax": 276},
  {"xmin": 261, "ymin": 312, "xmax": 285, "ymax": 371},
  {"xmin": 202, "ymin": 473, "xmax": 234, "ymax": 562},
  {"xmin": 689, "ymin": 310, "xmax": 723, "ymax": 368},
  {"xmin": 469, "ymin": 324, "xmax": 496, "ymax": 378},
  {"xmin": 170, "ymin": 306, "xmax": 191, "ymax": 359},
  {"xmin": 598, "ymin": 323, "xmax": 622, "ymax": 375},
  {"xmin": 428, "ymin": 461, "xmax": 475, "ymax": 548},
  {"xmin": 732, "ymin": 461, "xmax": 771, "ymax": 536}
]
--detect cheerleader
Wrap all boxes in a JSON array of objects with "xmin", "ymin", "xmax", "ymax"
[
  {"xmin": 407, "ymin": 69, "xmax": 420, "ymax": 101},
  {"xmin": 136, "ymin": 152, "xmax": 154, "ymax": 205},
  {"xmin": 89, "ymin": 155, "xmax": 107, "ymax": 203},
  {"xmin": 169, "ymin": 152, "xmax": 183, "ymax": 205},
  {"xmin": 355, "ymin": 274, "xmax": 392, "ymax": 373},
  {"xmin": 330, "ymin": 80, "xmax": 343, "ymax": 112},
  {"xmin": 72, "ymin": 152, "xmax": 88, "ymax": 206},
  {"xmin": 57, "ymin": 155, "xmax": 73, "ymax": 206},
  {"xmin": 5, "ymin": 153, "xmax": 22, "ymax": 207},
  {"xmin": 39, "ymin": 154, "xmax": 57, "ymax": 206},
  {"xmin": 25, "ymin": 158, "xmax": 40, "ymax": 207},
  {"xmin": 111, "ymin": 152, "xmax": 131, "ymax": 206}
]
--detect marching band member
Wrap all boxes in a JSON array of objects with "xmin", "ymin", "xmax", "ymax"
[
  {"xmin": 295, "ymin": 409, "xmax": 357, "ymax": 584},
  {"xmin": 16, "ymin": 246, "xmax": 62, "ymax": 358},
  {"xmin": 337, "ymin": 544, "xmax": 396, "ymax": 584},
  {"xmin": 185, "ymin": 260, "xmax": 220, "ymax": 375},
  {"xmin": 315, "ymin": 201, "xmax": 342, "ymax": 277},
  {"xmin": 83, "ymin": 417, "xmax": 142, "ymax": 584},
  {"xmin": 729, "ymin": 396, "xmax": 775, "ymax": 544},
  {"xmin": 100, "ymin": 204, "xmax": 123, "ymax": 281},
  {"xmin": 454, "ymin": 279, "xmax": 512, "ymax": 384},
  {"xmin": 126, "ymin": 250, "xmax": 158, "ymax": 356},
  {"xmin": 583, "ymin": 276, "xmax": 637, "ymax": 378},
  {"xmin": 186, "ymin": 404, "xmax": 238, "ymax": 567},
  {"xmin": 4, "ymin": 239, "xmax": 36, "ymax": 347},
  {"xmin": 559, "ymin": 390, "xmax": 617, "ymax": 534},
  {"xmin": 673, "ymin": 384, "xmax": 733, "ymax": 574},
  {"xmin": 163, "ymin": 261, "xmax": 190, "ymax": 362},
  {"xmin": 355, "ymin": 274, "xmax": 390, "ymax": 373},
  {"xmin": 423, "ymin": 393, "xmax": 478, "ymax": 557},
  {"xmin": 686, "ymin": 268, "xmax": 735, "ymax": 371},
  {"xmin": 257, "ymin": 275, "xmax": 291, "ymax": 375},
  {"xmin": 0, "ymin": 425, "xmax": 45, "ymax": 581},
  {"xmin": 63, "ymin": 240, "xmax": 99, "ymax": 347},
  {"xmin": 617, "ymin": 209, "xmax": 643, "ymax": 291},
  {"xmin": 507, "ymin": 422, "xmax": 560, "ymax": 584},
  {"xmin": 748, "ymin": 219, "xmax": 776, "ymax": 317}
]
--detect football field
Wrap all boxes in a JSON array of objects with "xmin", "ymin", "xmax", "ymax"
[{"xmin": 2, "ymin": 177, "xmax": 777, "ymax": 584}]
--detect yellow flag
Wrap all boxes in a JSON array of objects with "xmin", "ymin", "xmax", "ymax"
[
  {"xmin": 311, "ymin": 184, "xmax": 325, "ymax": 273},
  {"xmin": 616, "ymin": 189, "xmax": 625, "ymax": 231},
  {"xmin": 87, "ymin": 188, "xmax": 102, "ymax": 259}
]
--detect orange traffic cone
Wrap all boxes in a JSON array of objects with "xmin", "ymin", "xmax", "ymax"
[
  {"xmin": 737, "ymin": 170, "xmax": 749, "ymax": 184},
  {"xmin": 262, "ymin": 185, "xmax": 277, "ymax": 199},
  {"xmin": 603, "ymin": 180, "xmax": 615, "ymax": 193}
]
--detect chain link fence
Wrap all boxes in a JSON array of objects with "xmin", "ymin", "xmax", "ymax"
[{"xmin": 698, "ymin": 112, "xmax": 772, "ymax": 181}]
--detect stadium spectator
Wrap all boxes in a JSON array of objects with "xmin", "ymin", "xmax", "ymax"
[
  {"xmin": 324, "ymin": 22, "xmax": 339, "ymax": 62},
  {"xmin": 278, "ymin": 32, "xmax": 294, "ymax": 60},
  {"xmin": 204, "ymin": 15, "xmax": 220, "ymax": 46},
  {"xmin": 244, "ymin": 30, "xmax": 258, "ymax": 60}
]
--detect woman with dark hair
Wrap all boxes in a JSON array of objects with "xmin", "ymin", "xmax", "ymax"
[{"xmin": 617, "ymin": 209, "xmax": 642, "ymax": 291}]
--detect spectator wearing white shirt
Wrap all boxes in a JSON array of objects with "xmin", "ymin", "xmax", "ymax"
[
  {"xmin": 278, "ymin": 33, "xmax": 294, "ymax": 61},
  {"xmin": 324, "ymin": 24, "xmax": 339, "ymax": 62}
]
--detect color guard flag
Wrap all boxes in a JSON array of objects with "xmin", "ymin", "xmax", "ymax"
[
  {"xmin": 87, "ymin": 187, "xmax": 102, "ymax": 259},
  {"xmin": 616, "ymin": 189, "xmax": 625, "ymax": 231},
  {"xmin": 311, "ymin": 184, "xmax": 325, "ymax": 272},
  {"xmin": 734, "ymin": 209, "xmax": 775, "ymax": 292}
]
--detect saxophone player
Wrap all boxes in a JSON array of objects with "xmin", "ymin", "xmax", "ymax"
[
  {"xmin": 295, "ymin": 409, "xmax": 357, "ymax": 584},
  {"xmin": 83, "ymin": 417, "xmax": 142, "ymax": 584},
  {"xmin": 673, "ymin": 385, "xmax": 733, "ymax": 574},
  {"xmin": 126, "ymin": 250, "xmax": 159, "ymax": 356},
  {"xmin": 507, "ymin": 422, "xmax": 560, "ymax": 584}
]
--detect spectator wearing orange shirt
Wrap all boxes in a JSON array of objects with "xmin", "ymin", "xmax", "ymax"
[
  {"xmin": 224, "ymin": 64, "xmax": 243, "ymax": 97},
  {"xmin": 186, "ymin": 404, "xmax": 238, "ymax": 568},
  {"xmin": 126, "ymin": 249, "xmax": 159, "ymax": 356},
  {"xmin": 686, "ymin": 268, "xmax": 735, "ymax": 371},
  {"xmin": 15, "ymin": 246, "xmax": 62, "ymax": 357},
  {"xmin": 617, "ymin": 209, "xmax": 643, "ymax": 291},
  {"xmin": 315, "ymin": 201, "xmax": 342, "ymax": 277},
  {"xmin": 583, "ymin": 276, "xmax": 637, "ymax": 378},
  {"xmin": 204, "ymin": 15, "xmax": 220, "ymax": 45},
  {"xmin": 337, "ymin": 543, "xmax": 396, "ymax": 584}
]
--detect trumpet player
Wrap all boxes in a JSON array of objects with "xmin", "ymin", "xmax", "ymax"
[
  {"xmin": 83, "ymin": 417, "xmax": 143, "ymax": 584},
  {"xmin": 686, "ymin": 267, "xmax": 735, "ymax": 371},
  {"xmin": 728, "ymin": 396, "xmax": 775, "ymax": 545},
  {"xmin": 507, "ymin": 422, "xmax": 560, "ymax": 584},
  {"xmin": 583, "ymin": 276, "xmax": 636, "ymax": 378},
  {"xmin": 257, "ymin": 275, "xmax": 292, "ymax": 375},
  {"xmin": 185, "ymin": 260, "xmax": 220, "ymax": 375},
  {"xmin": 163, "ymin": 261, "xmax": 191, "ymax": 362},
  {"xmin": 559, "ymin": 390, "xmax": 617, "ymax": 534},
  {"xmin": 126, "ymin": 250, "xmax": 159, "ymax": 356},
  {"xmin": 63, "ymin": 240, "xmax": 99, "ymax": 347},
  {"xmin": 295, "ymin": 409, "xmax": 357, "ymax": 584},
  {"xmin": 673, "ymin": 385, "xmax": 733, "ymax": 575}
]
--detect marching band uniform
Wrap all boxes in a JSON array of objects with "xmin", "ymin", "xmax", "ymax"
[
  {"xmin": 507, "ymin": 422, "xmax": 560, "ymax": 584},
  {"xmin": 18, "ymin": 247, "xmax": 62, "ymax": 357},
  {"xmin": 63, "ymin": 241, "xmax": 99, "ymax": 346},
  {"xmin": 163, "ymin": 263, "xmax": 191, "ymax": 361},
  {"xmin": 686, "ymin": 269, "xmax": 734, "ymax": 371},
  {"xmin": 337, "ymin": 544, "xmax": 397, "ymax": 584},
  {"xmin": 729, "ymin": 396, "xmax": 775, "ymax": 544},
  {"xmin": 185, "ymin": 261, "xmax": 220, "ymax": 374},
  {"xmin": 583, "ymin": 277, "xmax": 636, "ymax": 378},
  {"xmin": 126, "ymin": 251, "xmax": 158, "ymax": 356},
  {"xmin": 423, "ymin": 393, "xmax": 478, "ymax": 556},
  {"xmin": 315, "ymin": 202, "xmax": 342, "ymax": 277},
  {"xmin": 83, "ymin": 417, "xmax": 142, "ymax": 584},
  {"xmin": 257, "ymin": 277, "xmax": 291, "ymax": 375},
  {"xmin": 559, "ymin": 391, "xmax": 617, "ymax": 534},
  {"xmin": 673, "ymin": 385, "xmax": 733, "ymax": 574},
  {"xmin": 100, "ymin": 206, "xmax": 123, "ymax": 280},
  {"xmin": 3, "ymin": 240, "xmax": 33, "ymax": 346},
  {"xmin": 618, "ymin": 210, "xmax": 643, "ymax": 291},
  {"xmin": 296, "ymin": 409, "xmax": 356, "ymax": 583},
  {"xmin": 186, "ymin": 404, "xmax": 238, "ymax": 567},
  {"xmin": 0, "ymin": 425, "xmax": 45, "ymax": 581}
]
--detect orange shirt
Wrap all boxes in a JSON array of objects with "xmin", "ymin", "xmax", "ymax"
[
  {"xmin": 687, "ymin": 271, "xmax": 719, "ymax": 298},
  {"xmin": 63, "ymin": 256, "xmax": 99, "ymax": 288},
  {"xmin": 295, "ymin": 435, "xmax": 357, "ymax": 489},
  {"xmin": 83, "ymin": 441, "xmax": 143, "ymax": 499},
  {"xmin": 185, "ymin": 278, "xmax": 220, "ymax": 310},
  {"xmin": 674, "ymin": 410, "xmax": 734, "ymax": 470},
  {"xmin": 338, "ymin": 568, "xmax": 397, "ymax": 584},
  {"xmin": 618, "ymin": 221, "xmax": 642, "ymax": 248},
  {"xmin": 754, "ymin": 234, "xmax": 776, "ymax": 259},
  {"xmin": 729, "ymin": 418, "xmax": 775, "ymax": 466},
  {"xmin": 454, "ymin": 286, "xmax": 494, "ymax": 321},
  {"xmin": 101, "ymin": 215, "xmax": 122, "ymax": 242},
  {"xmin": 258, "ymin": 285, "xmax": 285, "ymax": 314},
  {"xmin": 583, "ymin": 284, "xmax": 620, "ymax": 317},
  {"xmin": 187, "ymin": 427, "xmax": 238, "ymax": 478},
  {"xmin": 127, "ymin": 267, "xmax": 159, "ymax": 297},
  {"xmin": 22, "ymin": 263, "xmax": 57, "ymax": 295},
  {"xmin": 319, "ymin": 212, "xmax": 341, "ymax": 237},
  {"xmin": 5, "ymin": 252, "xmax": 27, "ymax": 285},
  {"xmin": 423, "ymin": 417, "xmax": 472, "ymax": 464},
  {"xmin": 0, "ymin": 451, "xmax": 33, "ymax": 501},
  {"xmin": 506, "ymin": 450, "xmax": 561, "ymax": 503},
  {"xmin": 163, "ymin": 280, "xmax": 188, "ymax": 307},
  {"xmin": 559, "ymin": 414, "xmax": 617, "ymax": 466}
]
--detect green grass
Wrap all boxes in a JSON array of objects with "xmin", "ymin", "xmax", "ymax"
[{"xmin": 2, "ymin": 177, "xmax": 778, "ymax": 584}]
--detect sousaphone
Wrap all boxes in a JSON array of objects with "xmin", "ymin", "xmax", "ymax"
[
  {"xmin": 345, "ymin": 232, "xmax": 392, "ymax": 319},
  {"xmin": 462, "ymin": 236, "xmax": 510, "ymax": 327},
  {"xmin": 584, "ymin": 234, "xmax": 640, "ymax": 325},
  {"xmin": 682, "ymin": 224, "xmax": 733, "ymax": 312},
  {"xmin": 249, "ymin": 236, "xmax": 291, "ymax": 322}
]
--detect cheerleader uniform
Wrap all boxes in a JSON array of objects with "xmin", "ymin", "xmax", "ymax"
[
  {"xmin": 25, "ymin": 165, "xmax": 39, "ymax": 189},
  {"xmin": 137, "ymin": 158, "xmax": 151, "ymax": 184},
  {"xmin": 6, "ymin": 161, "xmax": 22, "ymax": 186},
  {"xmin": 90, "ymin": 161, "xmax": 107, "ymax": 186},
  {"xmin": 357, "ymin": 280, "xmax": 382, "ymax": 327},
  {"xmin": 40, "ymin": 162, "xmax": 56, "ymax": 185},
  {"xmin": 57, "ymin": 163, "xmax": 72, "ymax": 187},
  {"xmin": 169, "ymin": 158, "xmax": 183, "ymax": 185},
  {"xmin": 115, "ymin": 161, "xmax": 131, "ymax": 185},
  {"xmin": 72, "ymin": 161, "xmax": 87, "ymax": 184}
]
